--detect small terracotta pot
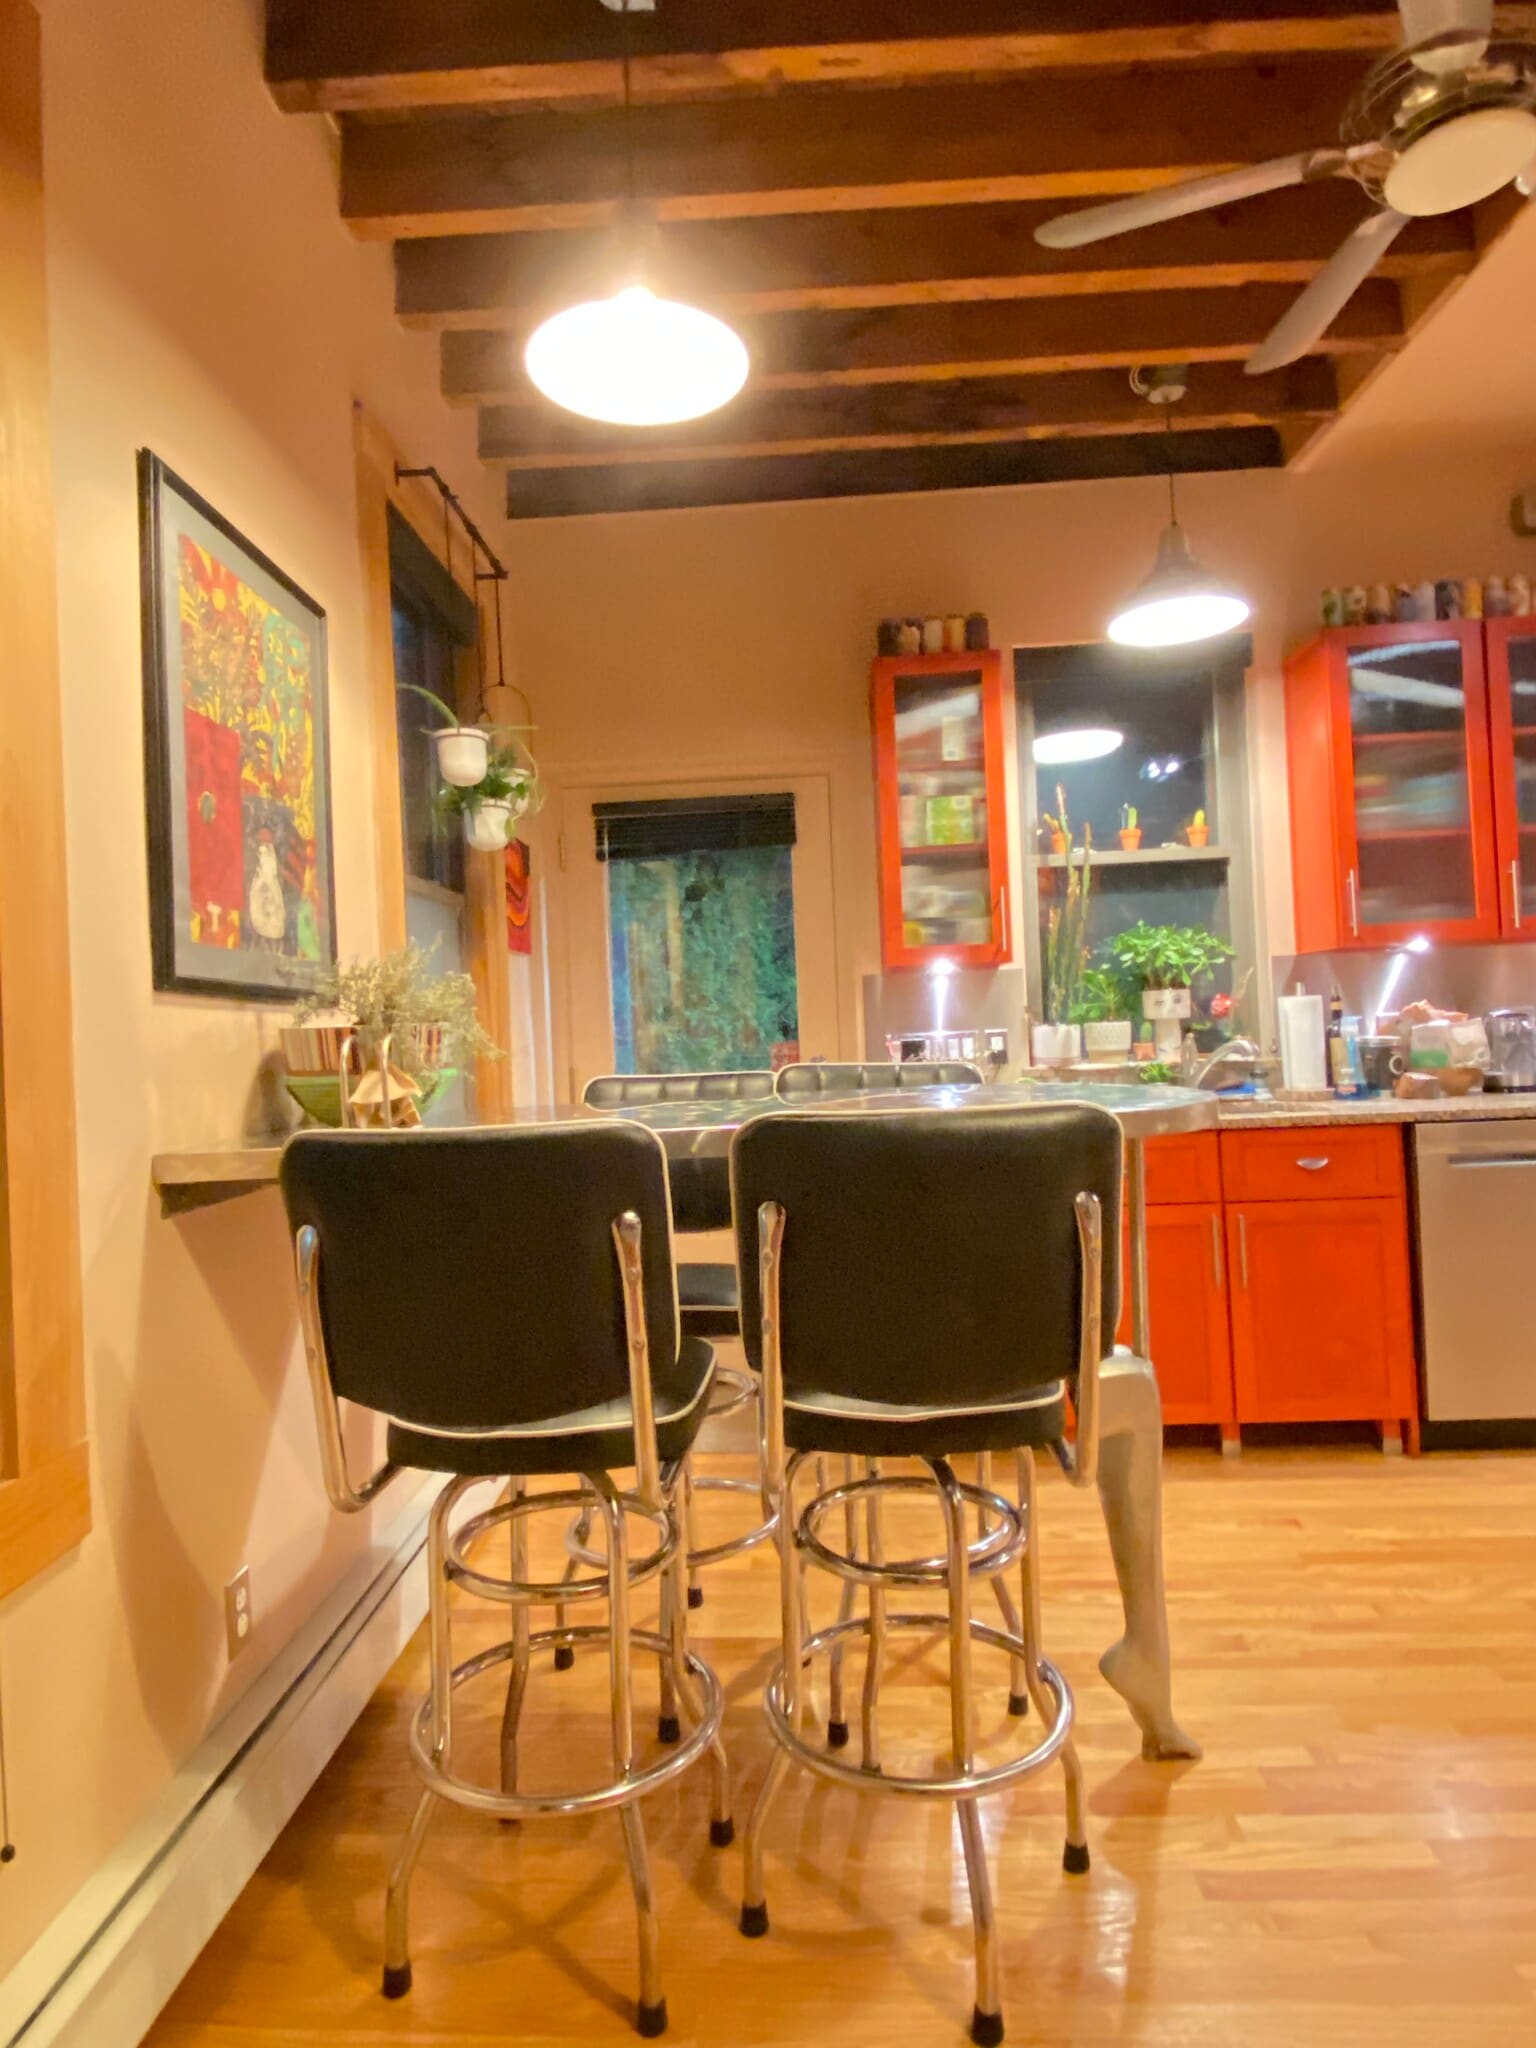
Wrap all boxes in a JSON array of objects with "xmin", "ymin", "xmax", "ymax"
[
  {"xmin": 1185, "ymin": 824, "xmax": 1210, "ymax": 848},
  {"xmin": 1049, "ymin": 831, "xmax": 1068, "ymax": 855},
  {"xmin": 1119, "ymin": 828, "xmax": 1142, "ymax": 851}
]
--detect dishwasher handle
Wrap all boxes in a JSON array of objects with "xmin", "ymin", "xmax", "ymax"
[{"xmin": 1446, "ymin": 1153, "xmax": 1536, "ymax": 1169}]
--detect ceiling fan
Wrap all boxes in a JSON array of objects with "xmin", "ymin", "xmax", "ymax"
[{"xmin": 1035, "ymin": 0, "xmax": 1536, "ymax": 374}]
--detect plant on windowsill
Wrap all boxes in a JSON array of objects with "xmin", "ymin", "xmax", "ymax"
[
  {"xmin": 1069, "ymin": 964, "xmax": 1136, "ymax": 1061},
  {"xmin": 1106, "ymin": 920, "xmax": 1234, "ymax": 995},
  {"xmin": 1040, "ymin": 790, "xmax": 1093, "ymax": 1059},
  {"xmin": 281, "ymin": 939, "xmax": 502, "ymax": 1126}
]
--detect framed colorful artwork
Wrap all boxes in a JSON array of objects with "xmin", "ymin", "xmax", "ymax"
[
  {"xmin": 505, "ymin": 837, "xmax": 533, "ymax": 955},
  {"xmin": 139, "ymin": 452, "xmax": 336, "ymax": 1000}
]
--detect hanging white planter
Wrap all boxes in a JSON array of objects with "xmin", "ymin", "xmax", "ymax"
[
  {"xmin": 434, "ymin": 726, "xmax": 491, "ymax": 788},
  {"xmin": 464, "ymin": 798, "xmax": 513, "ymax": 852}
]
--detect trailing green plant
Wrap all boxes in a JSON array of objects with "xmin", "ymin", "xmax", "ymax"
[
  {"xmin": 1043, "ymin": 786, "xmax": 1095, "ymax": 1024},
  {"xmin": 1106, "ymin": 920, "xmax": 1234, "ymax": 992},
  {"xmin": 1136, "ymin": 1060, "xmax": 1179, "ymax": 1086},
  {"xmin": 435, "ymin": 742, "xmax": 546, "ymax": 829},
  {"xmin": 1067, "ymin": 964, "xmax": 1133, "ymax": 1026},
  {"xmin": 292, "ymin": 940, "xmax": 500, "ymax": 1071}
]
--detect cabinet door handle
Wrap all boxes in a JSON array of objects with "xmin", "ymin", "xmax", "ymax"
[
  {"xmin": 1210, "ymin": 1211, "xmax": 1225, "ymax": 1291},
  {"xmin": 1296, "ymin": 1156, "xmax": 1330, "ymax": 1172},
  {"xmin": 995, "ymin": 881, "xmax": 1008, "ymax": 946},
  {"xmin": 1512, "ymin": 858, "xmax": 1523, "ymax": 932},
  {"xmin": 1237, "ymin": 1213, "xmax": 1249, "ymax": 1290},
  {"xmin": 1345, "ymin": 867, "xmax": 1360, "ymax": 938}
]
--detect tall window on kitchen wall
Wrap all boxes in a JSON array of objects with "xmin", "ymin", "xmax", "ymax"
[
  {"xmin": 595, "ymin": 793, "xmax": 801, "ymax": 1073},
  {"xmin": 1016, "ymin": 640, "xmax": 1257, "ymax": 1046},
  {"xmin": 388, "ymin": 507, "xmax": 476, "ymax": 1118}
]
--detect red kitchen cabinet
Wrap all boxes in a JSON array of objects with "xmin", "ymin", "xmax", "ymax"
[
  {"xmin": 1224, "ymin": 1197, "xmax": 1418, "ymax": 1448},
  {"xmin": 1484, "ymin": 616, "xmax": 1536, "ymax": 934},
  {"xmin": 871, "ymin": 650, "xmax": 1014, "ymax": 969},
  {"xmin": 1116, "ymin": 1134, "xmax": 1236, "ymax": 1438},
  {"xmin": 1285, "ymin": 623, "xmax": 1503, "ymax": 950}
]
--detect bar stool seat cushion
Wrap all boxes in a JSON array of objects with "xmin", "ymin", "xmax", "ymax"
[
  {"xmin": 385, "ymin": 1334, "xmax": 718, "ymax": 1479},
  {"xmin": 678, "ymin": 1262, "xmax": 740, "ymax": 1339},
  {"xmin": 783, "ymin": 1378, "xmax": 1066, "ymax": 1458}
]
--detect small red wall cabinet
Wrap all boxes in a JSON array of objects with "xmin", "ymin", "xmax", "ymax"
[
  {"xmin": 1483, "ymin": 616, "xmax": 1536, "ymax": 935},
  {"xmin": 1284, "ymin": 623, "xmax": 1503, "ymax": 949},
  {"xmin": 871, "ymin": 650, "xmax": 1013, "ymax": 969}
]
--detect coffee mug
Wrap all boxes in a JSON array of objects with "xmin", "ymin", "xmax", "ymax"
[{"xmin": 1357, "ymin": 1035, "xmax": 1405, "ymax": 1093}]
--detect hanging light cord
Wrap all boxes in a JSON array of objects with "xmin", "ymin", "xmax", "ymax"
[
  {"xmin": 1164, "ymin": 406, "xmax": 1179, "ymax": 528},
  {"xmin": 620, "ymin": 0, "xmax": 637, "ymax": 208}
]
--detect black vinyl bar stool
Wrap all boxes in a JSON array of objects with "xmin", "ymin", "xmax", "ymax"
[
  {"xmin": 773, "ymin": 1058, "xmax": 985, "ymax": 1097},
  {"xmin": 730, "ymin": 1104, "xmax": 1117, "ymax": 2048},
  {"xmin": 281, "ymin": 1124, "xmax": 733, "ymax": 2039},
  {"xmin": 582, "ymin": 1072, "xmax": 778, "ymax": 1617}
]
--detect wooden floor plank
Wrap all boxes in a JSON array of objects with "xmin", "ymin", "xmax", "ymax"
[{"xmin": 147, "ymin": 1446, "xmax": 1536, "ymax": 2045}]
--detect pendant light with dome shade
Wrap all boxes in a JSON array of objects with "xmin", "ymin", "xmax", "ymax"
[
  {"xmin": 523, "ymin": 1, "xmax": 750, "ymax": 428},
  {"xmin": 1107, "ymin": 366, "xmax": 1253, "ymax": 649}
]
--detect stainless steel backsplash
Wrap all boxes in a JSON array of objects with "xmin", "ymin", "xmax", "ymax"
[{"xmin": 1272, "ymin": 944, "xmax": 1536, "ymax": 1035}]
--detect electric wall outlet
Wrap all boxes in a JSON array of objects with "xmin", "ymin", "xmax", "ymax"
[{"xmin": 224, "ymin": 1567, "xmax": 253, "ymax": 1659}]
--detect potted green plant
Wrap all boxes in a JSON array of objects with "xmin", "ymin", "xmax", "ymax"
[
  {"xmin": 282, "ymin": 940, "xmax": 501, "ymax": 1125},
  {"xmin": 1106, "ymin": 920, "xmax": 1234, "ymax": 1056},
  {"xmin": 399, "ymin": 682, "xmax": 494, "ymax": 789},
  {"xmin": 1037, "ymin": 794, "xmax": 1093, "ymax": 1063},
  {"xmin": 437, "ymin": 740, "xmax": 545, "ymax": 851},
  {"xmin": 1071, "ymin": 965, "xmax": 1134, "ymax": 1061}
]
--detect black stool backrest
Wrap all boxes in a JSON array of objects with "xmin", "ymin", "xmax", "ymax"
[
  {"xmin": 584, "ymin": 1070, "xmax": 776, "ymax": 1108},
  {"xmin": 281, "ymin": 1124, "xmax": 678, "ymax": 1433},
  {"xmin": 582, "ymin": 1073, "xmax": 773, "ymax": 1231},
  {"xmin": 732, "ymin": 1105, "xmax": 1120, "ymax": 1408},
  {"xmin": 774, "ymin": 1060, "xmax": 984, "ymax": 1098}
]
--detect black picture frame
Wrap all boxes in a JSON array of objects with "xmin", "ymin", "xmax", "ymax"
[{"xmin": 138, "ymin": 450, "xmax": 337, "ymax": 1001}]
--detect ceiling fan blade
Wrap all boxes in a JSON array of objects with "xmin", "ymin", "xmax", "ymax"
[
  {"xmin": 1245, "ymin": 208, "xmax": 1411, "ymax": 375},
  {"xmin": 1033, "ymin": 151, "xmax": 1344, "ymax": 250}
]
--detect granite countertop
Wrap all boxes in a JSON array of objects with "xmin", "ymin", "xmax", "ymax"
[{"xmin": 1214, "ymin": 1093, "xmax": 1536, "ymax": 1129}]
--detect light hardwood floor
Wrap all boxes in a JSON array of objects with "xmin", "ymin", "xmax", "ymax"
[{"xmin": 148, "ymin": 1444, "xmax": 1536, "ymax": 2047}]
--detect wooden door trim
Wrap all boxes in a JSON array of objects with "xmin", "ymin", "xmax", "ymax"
[{"xmin": 0, "ymin": 0, "xmax": 89, "ymax": 1596}]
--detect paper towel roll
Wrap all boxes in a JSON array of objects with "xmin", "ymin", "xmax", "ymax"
[{"xmin": 1278, "ymin": 994, "xmax": 1326, "ymax": 1092}]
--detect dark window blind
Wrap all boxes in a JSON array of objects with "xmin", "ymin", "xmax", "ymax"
[{"xmin": 594, "ymin": 792, "xmax": 797, "ymax": 864}]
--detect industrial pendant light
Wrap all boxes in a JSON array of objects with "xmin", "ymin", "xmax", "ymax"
[
  {"xmin": 1107, "ymin": 369, "xmax": 1251, "ymax": 648},
  {"xmin": 524, "ymin": 2, "xmax": 749, "ymax": 427}
]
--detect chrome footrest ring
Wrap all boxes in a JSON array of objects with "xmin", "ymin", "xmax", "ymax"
[
  {"xmin": 408, "ymin": 1625, "xmax": 723, "ymax": 1818},
  {"xmin": 684, "ymin": 1474, "xmax": 779, "ymax": 1567},
  {"xmin": 452, "ymin": 1487, "xmax": 674, "ymax": 1605},
  {"xmin": 796, "ymin": 1474, "xmax": 1026, "ymax": 1589},
  {"xmin": 764, "ymin": 1613, "xmax": 1073, "ymax": 1798},
  {"xmin": 705, "ymin": 1363, "xmax": 758, "ymax": 1424}
]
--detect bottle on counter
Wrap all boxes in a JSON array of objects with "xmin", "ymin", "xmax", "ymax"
[
  {"xmin": 1320, "ymin": 586, "xmax": 1344, "ymax": 626},
  {"xmin": 1435, "ymin": 578, "xmax": 1464, "ymax": 620},
  {"xmin": 1366, "ymin": 582, "xmax": 1394, "ymax": 624},
  {"xmin": 1393, "ymin": 583, "xmax": 1418, "ymax": 622},
  {"xmin": 1485, "ymin": 576, "xmax": 1511, "ymax": 617},
  {"xmin": 921, "ymin": 616, "xmax": 945, "ymax": 654},
  {"xmin": 1413, "ymin": 579, "xmax": 1438, "ymax": 621},
  {"xmin": 1463, "ymin": 576, "xmax": 1484, "ymax": 619},
  {"xmin": 964, "ymin": 612, "xmax": 990, "ymax": 651},
  {"xmin": 943, "ymin": 613, "xmax": 967, "ymax": 653},
  {"xmin": 1510, "ymin": 572, "xmax": 1532, "ymax": 617},
  {"xmin": 897, "ymin": 618, "xmax": 922, "ymax": 653},
  {"xmin": 1343, "ymin": 584, "xmax": 1369, "ymax": 624}
]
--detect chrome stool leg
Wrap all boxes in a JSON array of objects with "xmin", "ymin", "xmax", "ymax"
[
  {"xmin": 500, "ymin": 1478, "xmax": 530, "ymax": 1800},
  {"xmin": 662, "ymin": 1514, "xmax": 734, "ymax": 1843},
  {"xmin": 552, "ymin": 1491, "xmax": 589, "ymax": 1673},
  {"xmin": 383, "ymin": 1480, "xmax": 456, "ymax": 1997},
  {"xmin": 683, "ymin": 1457, "xmax": 704, "ymax": 1610},
  {"xmin": 656, "ymin": 1562, "xmax": 682, "ymax": 1745},
  {"xmin": 978, "ymin": 1454, "xmax": 1030, "ymax": 1718},
  {"xmin": 1017, "ymin": 1448, "xmax": 1090, "ymax": 1873},
  {"xmin": 826, "ymin": 1457, "xmax": 858, "ymax": 1749},
  {"xmin": 382, "ymin": 1790, "xmax": 437, "ymax": 1998},
  {"xmin": 859, "ymin": 1457, "xmax": 886, "ymax": 1774},
  {"xmin": 938, "ymin": 1461, "xmax": 1004, "ymax": 2047},
  {"xmin": 596, "ymin": 1479, "xmax": 668, "ymax": 2039}
]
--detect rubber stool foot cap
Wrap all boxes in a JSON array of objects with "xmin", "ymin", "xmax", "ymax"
[
  {"xmin": 553, "ymin": 1646, "xmax": 575, "ymax": 1672},
  {"xmin": 657, "ymin": 1714, "xmax": 682, "ymax": 1745},
  {"xmin": 710, "ymin": 1817, "xmax": 736, "ymax": 1849},
  {"xmin": 381, "ymin": 1965, "xmax": 412, "ymax": 2000},
  {"xmin": 1063, "ymin": 1841, "xmax": 1091, "ymax": 1876},
  {"xmin": 826, "ymin": 1720, "xmax": 850, "ymax": 1750},
  {"xmin": 687, "ymin": 1586, "xmax": 705, "ymax": 1610},
  {"xmin": 971, "ymin": 2007, "xmax": 1005, "ymax": 2047},
  {"xmin": 637, "ymin": 1998, "xmax": 669, "ymax": 2038},
  {"xmin": 739, "ymin": 1902, "xmax": 769, "ymax": 1939},
  {"xmin": 1007, "ymin": 1691, "xmax": 1030, "ymax": 1719}
]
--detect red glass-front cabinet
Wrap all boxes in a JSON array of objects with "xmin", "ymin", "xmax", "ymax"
[
  {"xmin": 872, "ymin": 650, "xmax": 1014, "ymax": 968},
  {"xmin": 1285, "ymin": 622, "xmax": 1503, "ymax": 949},
  {"xmin": 1485, "ymin": 617, "xmax": 1536, "ymax": 933}
]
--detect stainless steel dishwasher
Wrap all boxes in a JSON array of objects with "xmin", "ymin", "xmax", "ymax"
[{"xmin": 1414, "ymin": 1120, "xmax": 1536, "ymax": 1422}]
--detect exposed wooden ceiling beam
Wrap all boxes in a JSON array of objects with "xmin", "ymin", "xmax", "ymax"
[
  {"xmin": 501, "ymin": 424, "xmax": 1283, "ymax": 518},
  {"xmin": 478, "ymin": 359, "xmax": 1338, "ymax": 470},
  {"xmin": 341, "ymin": 60, "xmax": 1365, "ymax": 239},
  {"xmin": 441, "ymin": 279, "xmax": 1403, "ymax": 404},
  {"xmin": 396, "ymin": 187, "xmax": 1473, "ymax": 329},
  {"xmin": 269, "ymin": 4, "xmax": 1536, "ymax": 112}
]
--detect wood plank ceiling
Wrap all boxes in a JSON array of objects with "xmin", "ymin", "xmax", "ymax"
[{"xmin": 266, "ymin": 3, "xmax": 1534, "ymax": 518}]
